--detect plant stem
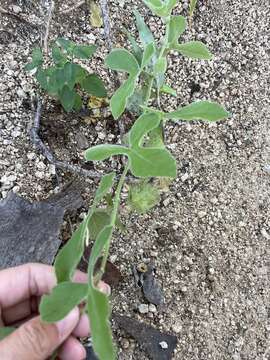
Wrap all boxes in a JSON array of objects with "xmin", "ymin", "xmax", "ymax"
[
  {"xmin": 144, "ymin": 76, "xmax": 154, "ymax": 104},
  {"xmin": 155, "ymin": 20, "xmax": 170, "ymax": 109},
  {"xmin": 43, "ymin": 0, "xmax": 55, "ymax": 56},
  {"xmin": 100, "ymin": 161, "xmax": 130, "ymax": 273}
]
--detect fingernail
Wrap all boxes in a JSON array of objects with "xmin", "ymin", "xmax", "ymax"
[
  {"xmin": 56, "ymin": 307, "xmax": 79, "ymax": 338},
  {"xmin": 99, "ymin": 282, "xmax": 111, "ymax": 296}
]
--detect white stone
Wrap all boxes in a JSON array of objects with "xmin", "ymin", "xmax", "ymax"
[
  {"xmin": 27, "ymin": 153, "xmax": 36, "ymax": 160},
  {"xmin": 149, "ymin": 304, "xmax": 157, "ymax": 313},
  {"xmin": 12, "ymin": 5, "xmax": 22, "ymax": 13},
  {"xmin": 159, "ymin": 341, "xmax": 168, "ymax": 349},
  {"xmin": 181, "ymin": 173, "xmax": 189, "ymax": 182},
  {"xmin": 138, "ymin": 304, "xmax": 149, "ymax": 314}
]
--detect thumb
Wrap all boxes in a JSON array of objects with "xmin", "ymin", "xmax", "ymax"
[{"xmin": 0, "ymin": 307, "xmax": 80, "ymax": 360}]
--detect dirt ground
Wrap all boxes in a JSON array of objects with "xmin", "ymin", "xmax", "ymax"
[{"xmin": 0, "ymin": 0, "xmax": 270, "ymax": 359}]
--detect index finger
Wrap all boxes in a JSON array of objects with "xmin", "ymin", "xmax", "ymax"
[{"xmin": 0, "ymin": 263, "xmax": 88, "ymax": 309}]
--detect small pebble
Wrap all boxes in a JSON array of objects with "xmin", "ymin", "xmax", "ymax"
[
  {"xmin": 120, "ymin": 338, "xmax": 129, "ymax": 349},
  {"xmin": 181, "ymin": 173, "xmax": 189, "ymax": 182},
  {"xmin": 138, "ymin": 303, "xmax": 149, "ymax": 314},
  {"xmin": 149, "ymin": 304, "xmax": 157, "ymax": 313},
  {"xmin": 159, "ymin": 341, "xmax": 168, "ymax": 349},
  {"xmin": 163, "ymin": 198, "xmax": 170, "ymax": 207},
  {"xmin": 12, "ymin": 5, "xmax": 22, "ymax": 13}
]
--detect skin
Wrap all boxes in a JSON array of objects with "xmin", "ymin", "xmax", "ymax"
[{"xmin": 0, "ymin": 263, "xmax": 110, "ymax": 360}]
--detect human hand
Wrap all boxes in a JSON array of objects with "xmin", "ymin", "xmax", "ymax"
[{"xmin": 0, "ymin": 263, "xmax": 110, "ymax": 360}]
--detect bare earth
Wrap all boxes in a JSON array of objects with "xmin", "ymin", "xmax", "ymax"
[{"xmin": 0, "ymin": 0, "xmax": 270, "ymax": 359}]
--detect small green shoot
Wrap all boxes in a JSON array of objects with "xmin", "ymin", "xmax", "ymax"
[
  {"xmin": 25, "ymin": 39, "xmax": 107, "ymax": 112},
  {"xmin": 189, "ymin": 0, "xmax": 198, "ymax": 17}
]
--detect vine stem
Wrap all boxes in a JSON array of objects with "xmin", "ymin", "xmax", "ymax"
[
  {"xmin": 100, "ymin": 161, "xmax": 130, "ymax": 273},
  {"xmin": 144, "ymin": 76, "xmax": 154, "ymax": 105},
  {"xmin": 43, "ymin": 0, "xmax": 55, "ymax": 55},
  {"xmin": 156, "ymin": 17, "xmax": 170, "ymax": 109}
]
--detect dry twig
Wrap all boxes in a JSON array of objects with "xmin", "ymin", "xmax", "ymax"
[
  {"xmin": 43, "ymin": 0, "xmax": 55, "ymax": 54},
  {"xmin": 61, "ymin": 0, "xmax": 85, "ymax": 14},
  {"xmin": 99, "ymin": 0, "xmax": 112, "ymax": 49}
]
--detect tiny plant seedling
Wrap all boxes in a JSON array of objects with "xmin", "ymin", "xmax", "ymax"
[
  {"xmin": 189, "ymin": 0, "xmax": 198, "ymax": 17},
  {"xmin": 25, "ymin": 38, "xmax": 107, "ymax": 112},
  {"xmin": 36, "ymin": 1, "xmax": 230, "ymax": 359}
]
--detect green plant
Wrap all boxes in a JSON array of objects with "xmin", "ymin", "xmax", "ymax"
[
  {"xmin": 38, "ymin": 1, "xmax": 229, "ymax": 359},
  {"xmin": 189, "ymin": 0, "xmax": 198, "ymax": 17},
  {"xmin": 25, "ymin": 38, "xmax": 107, "ymax": 112}
]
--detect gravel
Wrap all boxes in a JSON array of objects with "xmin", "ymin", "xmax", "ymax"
[
  {"xmin": 0, "ymin": 0, "xmax": 270, "ymax": 359},
  {"xmin": 138, "ymin": 303, "xmax": 149, "ymax": 314}
]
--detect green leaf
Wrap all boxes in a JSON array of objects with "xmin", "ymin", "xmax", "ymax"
[
  {"xmin": 25, "ymin": 62, "xmax": 38, "ymax": 71},
  {"xmin": 0, "ymin": 327, "xmax": 15, "ymax": 340},
  {"xmin": 143, "ymin": 0, "xmax": 162, "ymax": 7},
  {"xmin": 56, "ymin": 38, "xmax": 75, "ymax": 54},
  {"xmin": 160, "ymin": 83, "xmax": 177, "ymax": 96},
  {"xmin": 104, "ymin": 195, "xmax": 125, "ymax": 231},
  {"xmin": 163, "ymin": 0, "xmax": 178, "ymax": 16},
  {"xmin": 130, "ymin": 148, "xmax": 176, "ymax": 177},
  {"xmin": 105, "ymin": 49, "xmax": 140, "ymax": 118},
  {"xmin": 85, "ymin": 144, "xmax": 129, "ymax": 161},
  {"xmin": 88, "ymin": 225, "xmax": 113, "ymax": 278},
  {"xmin": 63, "ymin": 62, "xmax": 77, "ymax": 89},
  {"xmin": 153, "ymin": 57, "xmax": 167, "ymax": 76},
  {"xmin": 110, "ymin": 76, "xmax": 137, "ymax": 119},
  {"xmin": 165, "ymin": 101, "xmax": 230, "ymax": 122},
  {"xmin": 52, "ymin": 46, "xmax": 67, "ymax": 65},
  {"xmin": 87, "ymin": 225, "xmax": 115, "ymax": 359},
  {"xmin": 73, "ymin": 64, "xmax": 88, "ymax": 82},
  {"xmin": 134, "ymin": 10, "xmax": 155, "ymax": 46},
  {"xmin": 126, "ymin": 87, "xmax": 146, "ymax": 115},
  {"xmin": 73, "ymin": 93, "xmax": 83, "ymax": 111},
  {"xmin": 54, "ymin": 68, "xmax": 67, "ymax": 91},
  {"xmin": 140, "ymin": 105, "xmax": 164, "ymax": 115},
  {"xmin": 73, "ymin": 45, "xmax": 97, "ymax": 59},
  {"xmin": 128, "ymin": 112, "xmax": 176, "ymax": 177},
  {"xmin": 123, "ymin": 28, "xmax": 143, "ymax": 64},
  {"xmin": 25, "ymin": 48, "xmax": 43, "ymax": 71},
  {"xmin": 80, "ymin": 74, "xmax": 107, "ymax": 97},
  {"xmin": 36, "ymin": 69, "xmax": 49, "ymax": 90},
  {"xmin": 40, "ymin": 282, "xmax": 88, "ymax": 322},
  {"xmin": 54, "ymin": 172, "xmax": 115, "ymax": 284},
  {"xmin": 129, "ymin": 112, "xmax": 160, "ymax": 147},
  {"xmin": 88, "ymin": 210, "xmax": 111, "ymax": 240},
  {"xmin": 46, "ymin": 68, "xmax": 61, "ymax": 95},
  {"xmin": 128, "ymin": 181, "xmax": 160, "ymax": 213},
  {"xmin": 31, "ymin": 47, "xmax": 43, "ymax": 66},
  {"xmin": 173, "ymin": 41, "xmax": 213, "ymax": 60},
  {"xmin": 146, "ymin": 125, "xmax": 165, "ymax": 147},
  {"xmin": 105, "ymin": 49, "xmax": 140, "ymax": 76},
  {"xmin": 55, "ymin": 223, "xmax": 86, "ymax": 283},
  {"xmin": 168, "ymin": 16, "xmax": 186, "ymax": 44},
  {"xmin": 59, "ymin": 85, "xmax": 76, "ymax": 112},
  {"xmin": 153, "ymin": 57, "xmax": 167, "ymax": 90},
  {"xmin": 141, "ymin": 43, "xmax": 155, "ymax": 69},
  {"xmin": 143, "ymin": 0, "xmax": 177, "ymax": 17},
  {"xmin": 87, "ymin": 288, "xmax": 116, "ymax": 360},
  {"xmin": 86, "ymin": 144, "xmax": 176, "ymax": 178},
  {"xmin": 95, "ymin": 172, "xmax": 116, "ymax": 201},
  {"xmin": 85, "ymin": 113, "xmax": 177, "ymax": 178},
  {"xmin": 48, "ymin": 65, "xmax": 80, "ymax": 93}
]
